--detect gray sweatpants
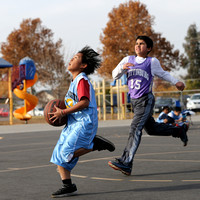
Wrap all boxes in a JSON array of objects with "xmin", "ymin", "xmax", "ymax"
[{"xmin": 120, "ymin": 93, "xmax": 180, "ymax": 167}]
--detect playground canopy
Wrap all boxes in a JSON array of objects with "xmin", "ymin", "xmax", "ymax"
[{"xmin": 0, "ymin": 57, "xmax": 13, "ymax": 68}]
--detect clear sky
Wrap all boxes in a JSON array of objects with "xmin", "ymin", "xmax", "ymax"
[
  {"xmin": 1, "ymin": 0, "xmax": 200, "ymax": 54},
  {"xmin": 0, "ymin": 0, "xmax": 200, "ymax": 79}
]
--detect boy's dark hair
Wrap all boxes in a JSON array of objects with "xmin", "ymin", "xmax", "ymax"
[
  {"xmin": 174, "ymin": 106, "xmax": 182, "ymax": 112},
  {"xmin": 162, "ymin": 106, "xmax": 170, "ymax": 111},
  {"xmin": 136, "ymin": 36, "xmax": 153, "ymax": 54},
  {"xmin": 78, "ymin": 46, "xmax": 101, "ymax": 75}
]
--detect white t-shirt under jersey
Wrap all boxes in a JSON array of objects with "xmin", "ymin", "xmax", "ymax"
[{"xmin": 112, "ymin": 56, "xmax": 179, "ymax": 85}]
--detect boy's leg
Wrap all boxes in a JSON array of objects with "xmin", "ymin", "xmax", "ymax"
[
  {"xmin": 73, "ymin": 148, "xmax": 92, "ymax": 157},
  {"xmin": 145, "ymin": 116, "xmax": 174, "ymax": 136},
  {"xmin": 144, "ymin": 116, "xmax": 188, "ymax": 146},
  {"xmin": 119, "ymin": 107, "xmax": 145, "ymax": 164},
  {"xmin": 57, "ymin": 165, "xmax": 71, "ymax": 180},
  {"xmin": 51, "ymin": 134, "xmax": 116, "ymax": 198},
  {"xmin": 108, "ymin": 93, "xmax": 154, "ymax": 175},
  {"xmin": 51, "ymin": 166, "xmax": 77, "ymax": 198},
  {"xmin": 72, "ymin": 135, "xmax": 115, "ymax": 158}
]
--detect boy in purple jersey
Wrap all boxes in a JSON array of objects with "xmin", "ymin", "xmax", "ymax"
[{"xmin": 108, "ymin": 36, "xmax": 188, "ymax": 176}]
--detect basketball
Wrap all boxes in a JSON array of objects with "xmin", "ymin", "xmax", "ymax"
[{"xmin": 44, "ymin": 99, "xmax": 68, "ymax": 126}]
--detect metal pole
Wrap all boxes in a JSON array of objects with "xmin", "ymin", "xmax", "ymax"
[
  {"xmin": 102, "ymin": 79, "xmax": 106, "ymax": 120},
  {"xmin": 8, "ymin": 68, "xmax": 13, "ymax": 125}
]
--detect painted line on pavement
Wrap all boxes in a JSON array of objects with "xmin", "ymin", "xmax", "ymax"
[
  {"xmin": 182, "ymin": 180, "xmax": 200, "ymax": 182},
  {"xmin": 135, "ymin": 158, "xmax": 200, "ymax": 163},
  {"xmin": 1, "ymin": 161, "xmax": 200, "ymax": 183},
  {"xmin": 91, "ymin": 177, "xmax": 123, "ymax": 181},
  {"xmin": 130, "ymin": 180, "xmax": 173, "ymax": 182},
  {"xmin": 71, "ymin": 174, "xmax": 88, "ymax": 178}
]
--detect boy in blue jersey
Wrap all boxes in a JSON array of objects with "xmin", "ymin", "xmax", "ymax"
[
  {"xmin": 156, "ymin": 106, "xmax": 174, "ymax": 124},
  {"xmin": 168, "ymin": 107, "xmax": 190, "ymax": 129},
  {"xmin": 108, "ymin": 36, "xmax": 188, "ymax": 176},
  {"xmin": 49, "ymin": 46, "xmax": 115, "ymax": 198}
]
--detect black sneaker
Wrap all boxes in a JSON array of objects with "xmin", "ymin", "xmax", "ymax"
[
  {"xmin": 180, "ymin": 124, "xmax": 188, "ymax": 146},
  {"xmin": 108, "ymin": 159, "xmax": 132, "ymax": 176},
  {"xmin": 93, "ymin": 135, "xmax": 115, "ymax": 152},
  {"xmin": 51, "ymin": 184, "xmax": 77, "ymax": 198}
]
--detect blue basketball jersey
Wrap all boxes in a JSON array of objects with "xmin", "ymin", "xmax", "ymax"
[
  {"xmin": 65, "ymin": 72, "xmax": 98, "ymax": 125},
  {"xmin": 50, "ymin": 72, "xmax": 98, "ymax": 171}
]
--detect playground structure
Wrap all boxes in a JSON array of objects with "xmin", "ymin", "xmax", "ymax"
[
  {"xmin": 12, "ymin": 57, "xmax": 38, "ymax": 122},
  {"xmin": 92, "ymin": 76, "xmax": 192, "ymax": 121},
  {"xmin": 92, "ymin": 77, "xmax": 133, "ymax": 121},
  {"xmin": 0, "ymin": 57, "xmax": 38, "ymax": 125}
]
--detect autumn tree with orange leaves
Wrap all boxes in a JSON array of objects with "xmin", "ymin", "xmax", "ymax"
[
  {"xmin": 0, "ymin": 18, "xmax": 70, "ymax": 98},
  {"xmin": 99, "ymin": 1, "xmax": 182, "ymax": 92}
]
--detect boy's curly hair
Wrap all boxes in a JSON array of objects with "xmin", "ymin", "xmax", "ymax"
[{"xmin": 78, "ymin": 46, "xmax": 101, "ymax": 75}]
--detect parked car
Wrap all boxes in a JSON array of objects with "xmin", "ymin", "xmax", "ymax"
[
  {"xmin": 28, "ymin": 107, "xmax": 44, "ymax": 116},
  {"xmin": 182, "ymin": 95, "xmax": 191, "ymax": 107},
  {"xmin": 186, "ymin": 93, "xmax": 200, "ymax": 111},
  {"xmin": 0, "ymin": 107, "xmax": 9, "ymax": 117},
  {"xmin": 154, "ymin": 98, "xmax": 177, "ymax": 113}
]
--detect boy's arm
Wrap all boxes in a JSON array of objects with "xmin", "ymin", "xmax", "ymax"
[
  {"xmin": 62, "ymin": 98, "xmax": 89, "ymax": 115},
  {"xmin": 50, "ymin": 79, "xmax": 90, "ymax": 122},
  {"xmin": 112, "ymin": 56, "xmax": 130, "ymax": 80},
  {"xmin": 49, "ymin": 98, "xmax": 89, "ymax": 123},
  {"xmin": 151, "ymin": 58, "xmax": 185, "ymax": 91},
  {"xmin": 177, "ymin": 113, "xmax": 183, "ymax": 122},
  {"xmin": 157, "ymin": 113, "xmax": 168, "ymax": 123},
  {"xmin": 156, "ymin": 115, "xmax": 164, "ymax": 123}
]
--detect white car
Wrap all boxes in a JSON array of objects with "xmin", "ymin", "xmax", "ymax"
[
  {"xmin": 186, "ymin": 93, "xmax": 200, "ymax": 111},
  {"xmin": 28, "ymin": 107, "xmax": 44, "ymax": 116}
]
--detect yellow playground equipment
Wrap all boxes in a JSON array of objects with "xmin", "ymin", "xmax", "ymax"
[{"xmin": 93, "ymin": 75, "xmax": 132, "ymax": 121}]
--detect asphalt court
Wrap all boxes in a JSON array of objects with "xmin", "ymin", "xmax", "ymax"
[{"xmin": 0, "ymin": 121, "xmax": 200, "ymax": 200}]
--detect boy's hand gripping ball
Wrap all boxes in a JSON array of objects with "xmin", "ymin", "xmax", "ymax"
[{"xmin": 44, "ymin": 99, "xmax": 68, "ymax": 126}]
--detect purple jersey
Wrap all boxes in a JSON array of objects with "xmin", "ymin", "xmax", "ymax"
[{"xmin": 127, "ymin": 56, "xmax": 153, "ymax": 99}]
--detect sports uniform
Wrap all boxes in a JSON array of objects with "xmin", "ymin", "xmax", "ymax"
[
  {"xmin": 156, "ymin": 111, "xmax": 170, "ymax": 123},
  {"xmin": 168, "ymin": 110, "xmax": 190, "ymax": 126},
  {"xmin": 50, "ymin": 72, "xmax": 98, "ymax": 171},
  {"xmin": 109, "ymin": 55, "xmax": 188, "ymax": 173},
  {"xmin": 51, "ymin": 47, "xmax": 116, "ymax": 198}
]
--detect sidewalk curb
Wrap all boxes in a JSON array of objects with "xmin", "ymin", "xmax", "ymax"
[{"xmin": 1, "ymin": 115, "xmax": 199, "ymax": 134}]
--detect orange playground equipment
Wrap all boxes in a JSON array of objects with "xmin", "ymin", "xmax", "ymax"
[{"xmin": 12, "ymin": 57, "xmax": 38, "ymax": 121}]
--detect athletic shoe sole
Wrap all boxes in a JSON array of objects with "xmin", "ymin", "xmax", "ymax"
[
  {"xmin": 108, "ymin": 161, "xmax": 131, "ymax": 176},
  {"xmin": 51, "ymin": 191, "xmax": 77, "ymax": 198},
  {"xmin": 95, "ymin": 135, "xmax": 115, "ymax": 152}
]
